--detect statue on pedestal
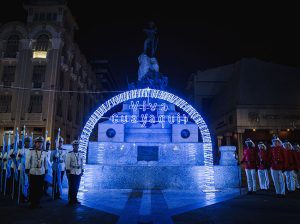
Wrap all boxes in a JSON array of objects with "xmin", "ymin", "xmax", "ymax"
[{"xmin": 129, "ymin": 22, "xmax": 168, "ymax": 90}]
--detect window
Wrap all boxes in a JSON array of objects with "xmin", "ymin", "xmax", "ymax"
[
  {"xmin": 32, "ymin": 65, "xmax": 46, "ymax": 88},
  {"xmin": 28, "ymin": 95, "xmax": 43, "ymax": 113},
  {"xmin": 0, "ymin": 95, "xmax": 12, "ymax": 113},
  {"xmin": 202, "ymin": 98, "xmax": 212, "ymax": 109},
  {"xmin": 34, "ymin": 13, "xmax": 39, "ymax": 21},
  {"xmin": 59, "ymin": 71, "xmax": 64, "ymax": 90},
  {"xmin": 69, "ymin": 80, "xmax": 73, "ymax": 97},
  {"xmin": 2, "ymin": 66, "xmax": 16, "ymax": 87},
  {"xmin": 67, "ymin": 106, "xmax": 72, "ymax": 122},
  {"xmin": 46, "ymin": 13, "xmax": 52, "ymax": 21},
  {"xmin": 75, "ymin": 108, "xmax": 80, "ymax": 125},
  {"xmin": 56, "ymin": 97, "xmax": 62, "ymax": 117},
  {"xmin": 52, "ymin": 13, "xmax": 57, "ymax": 21},
  {"xmin": 33, "ymin": 34, "xmax": 49, "ymax": 59},
  {"xmin": 39, "ymin": 13, "xmax": 45, "ymax": 21},
  {"xmin": 5, "ymin": 35, "xmax": 19, "ymax": 58}
]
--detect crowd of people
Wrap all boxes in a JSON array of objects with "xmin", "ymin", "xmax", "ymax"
[
  {"xmin": 0, "ymin": 130, "xmax": 84, "ymax": 209},
  {"xmin": 241, "ymin": 136, "xmax": 300, "ymax": 197}
]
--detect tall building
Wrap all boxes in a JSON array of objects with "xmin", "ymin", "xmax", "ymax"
[
  {"xmin": 90, "ymin": 59, "xmax": 119, "ymax": 102},
  {"xmin": 0, "ymin": 0, "xmax": 103, "ymax": 144},
  {"xmin": 188, "ymin": 58, "xmax": 300, "ymax": 161}
]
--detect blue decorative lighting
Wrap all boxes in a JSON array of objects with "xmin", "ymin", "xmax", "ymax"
[{"xmin": 79, "ymin": 88, "xmax": 215, "ymax": 191}]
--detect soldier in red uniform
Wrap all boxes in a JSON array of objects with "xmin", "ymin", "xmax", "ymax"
[
  {"xmin": 257, "ymin": 142, "xmax": 270, "ymax": 190},
  {"xmin": 294, "ymin": 144, "xmax": 300, "ymax": 191},
  {"xmin": 269, "ymin": 136, "xmax": 286, "ymax": 197},
  {"xmin": 283, "ymin": 140, "xmax": 296, "ymax": 192},
  {"xmin": 241, "ymin": 138, "xmax": 258, "ymax": 194}
]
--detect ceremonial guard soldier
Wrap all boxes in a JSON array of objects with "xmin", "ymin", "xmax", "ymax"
[
  {"xmin": 66, "ymin": 140, "xmax": 84, "ymax": 205},
  {"xmin": 43, "ymin": 140, "xmax": 52, "ymax": 196},
  {"xmin": 25, "ymin": 136, "xmax": 48, "ymax": 208},
  {"xmin": 5, "ymin": 143, "xmax": 17, "ymax": 196},
  {"xmin": 294, "ymin": 144, "xmax": 300, "ymax": 191},
  {"xmin": 257, "ymin": 142, "xmax": 270, "ymax": 190},
  {"xmin": 50, "ymin": 137, "xmax": 66, "ymax": 199},
  {"xmin": 283, "ymin": 140, "xmax": 296, "ymax": 192},
  {"xmin": 0, "ymin": 146, "xmax": 3, "ymax": 192},
  {"xmin": 17, "ymin": 136, "xmax": 31, "ymax": 202},
  {"xmin": 1, "ymin": 141, "xmax": 9, "ymax": 195},
  {"xmin": 269, "ymin": 136, "xmax": 286, "ymax": 197},
  {"xmin": 241, "ymin": 138, "xmax": 258, "ymax": 194}
]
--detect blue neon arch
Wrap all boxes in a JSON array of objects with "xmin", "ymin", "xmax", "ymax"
[{"xmin": 79, "ymin": 88, "xmax": 215, "ymax": 190}]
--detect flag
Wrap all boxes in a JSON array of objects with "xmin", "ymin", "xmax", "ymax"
[
  {"xmin": 29, "ymin": 132, "xmax": 33, "ymax": 148},
  {"xmin": 1, "ymin": 134, "xmax": 5, "ymax": 170},
  {"xmin": 56, "ymin": 128, "xmax": 62, "ymax": 195},
  {"xmin": 44, "ymin": 130, "xmax": 52, "ymax": 183},
  {"xmin": 6, "ymin": 133, "xmax": 11, "ymax": 179},
  {"xmin": 12, "ymin": 128, "xmax": 19, "ymax": 181}
]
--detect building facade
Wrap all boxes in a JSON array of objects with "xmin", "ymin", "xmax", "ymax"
[
  {"xmin": 188, "ymin": 58, "xmax": 300, "ymax": 161},
  {"xmin": 0, "ymin": 0, "xmax": 103, "ymax": 144}
]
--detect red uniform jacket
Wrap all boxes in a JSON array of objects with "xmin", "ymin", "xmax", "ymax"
[
  {"xmin": 284, "ymin": 149, "xmax": 297, "ymax": 171},
  {"xmin": 269, "ymin": 146, "xmax": 286, "ymax": 170},
  {"xmin": 295, "ymin": 151, "xmax": 300, "ymax": 170},
  {"xmin": 241, "ymin": 147, "xmax": 258, "ymax": 169},
  {"xmin": 257, "ymin": 148, "xmax": 270, "ymax": 170}
]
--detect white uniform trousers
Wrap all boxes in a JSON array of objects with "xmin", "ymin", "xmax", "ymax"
[
  {"xmin": 245, "ymin": 169, "xmax": 257, "ymax": 191},
  {"xmin": 271, "ymin": 169, "xmax": 285, "ymax": 195},
  {"xmin": 258, "ymin": 169, "xmax": 269, "ymax": 190},
  {"xmin": 284, "ymin": 170, "xmax": 296, "ymax": 191}
]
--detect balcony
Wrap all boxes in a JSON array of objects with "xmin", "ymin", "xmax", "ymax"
[
  {"xmin": 1, "ymin": 81, "xmax": 14, "ymax": 88},
  {"xmin": 25, "ymin": 113, "xmax": 43, "ymax": 121},
  {"xmin": 0, "ymin": 113, "xmax": 11, "ymax": 121}
]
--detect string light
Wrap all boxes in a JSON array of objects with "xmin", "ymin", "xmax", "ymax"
[
  {"xmin": 0, "ymin": 84, "xmax": 123, "ymax": 94},
  {"xmin": 79, "ymin": 88, "xmax": 215, "ymax": 191}
]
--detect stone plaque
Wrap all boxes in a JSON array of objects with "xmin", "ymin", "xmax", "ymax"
[{"xmin": 137, "ymin": 146, "xmax": 159, "ymax": 161}]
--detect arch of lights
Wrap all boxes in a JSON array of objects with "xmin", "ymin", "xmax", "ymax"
[{"xmin": 79, "ymin": 88, "xmax": 215, "ymax": 191}]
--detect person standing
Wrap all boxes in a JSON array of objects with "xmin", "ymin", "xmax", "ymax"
[
  {"xmin": 283, "ymin": 140, "xmax": 296, "ymax": 193},
  {"xmin": 269, "ymin": 136, "xmax": 286, "ymax": 197},
  {"xmin": 17, "ymin": 136, "xmax": 31, "ymax": 202},
  {"xmin": 257, "ymin": 142, "xmax": 270, "ymax": 190},
  {"xmin": 294, "ymin": 144, "xmax": 300, "ymax": 191},
  {"xmin": 50, "ymin": 137, "xmax": 66, "ymax": 199},
  {"xmin": 66, "ymin": 140, "xmax": 84, "ymax": 205},
  {"xmin": 43, "ymin": 140, "xmax": 52, "ymax": 196},
  {"xmin": 25, "ymin": 136, "xmax": 48, "ymax": 208},
  {"xmin": 241, "ymin": 138, "xmax": 258, "ymax": 195}
]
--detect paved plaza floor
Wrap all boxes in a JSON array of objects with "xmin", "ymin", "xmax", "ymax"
[{"xmin": 1, "ymin": 186, "xmax": 300, "ymax": 224}]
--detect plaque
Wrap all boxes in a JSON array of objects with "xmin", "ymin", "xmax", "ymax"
[{"xmin": 137, "ymin": 146, "xmax": 158, "ymax": 161}]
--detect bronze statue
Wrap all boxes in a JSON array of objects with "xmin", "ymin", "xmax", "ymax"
[{"xmin": 143, "ymin": 21, "xmax": 158, "ymax": 57}]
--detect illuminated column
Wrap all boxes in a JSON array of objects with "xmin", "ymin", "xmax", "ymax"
[
  {"xmin": 45, "ymin": 37, "xmax": 63, "ymax": 144},
  {"xmin": 13, "ymin": 39, "xmax": 32, "ymax": 131}
]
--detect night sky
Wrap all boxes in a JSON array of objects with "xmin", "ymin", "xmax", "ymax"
[{"xmin": 1, "ymin": 1, "xmax": 299, "ymax": 97}]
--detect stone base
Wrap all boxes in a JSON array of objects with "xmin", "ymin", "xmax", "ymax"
[{"xmin": 81, "ymin": 164, "xmax": 241, "ymax": 190}]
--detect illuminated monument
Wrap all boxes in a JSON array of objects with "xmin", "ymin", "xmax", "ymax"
[{"xmin": 80, "ymin": 23, "xmax": 239, "ymax": 191}]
